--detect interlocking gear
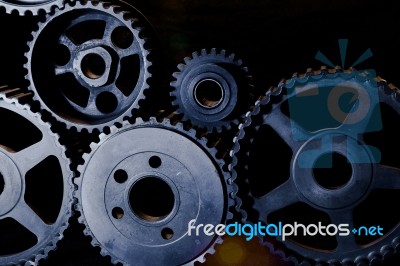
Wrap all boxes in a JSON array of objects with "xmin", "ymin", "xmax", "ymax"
[
  {"xmin": 170, "ymin": 48, "xmax": 254, "ymax": 132},
  {"xmin": 25, "ymin": 0, "xmax": 151, "ymax": 132},
  {"xmin": 0, "ymin": 0, "xmax": 64, "ymax": 15},
  {"xmin": 231, "ymin": 68, "xmax": 400, "ymax": 265},
  {"xmin": 74, "ymin": 118, "xmax": 234, "ymax": 265},
  {"xmin": 0, "ymin": 93, "xmax": 73, "ymax": 265}
]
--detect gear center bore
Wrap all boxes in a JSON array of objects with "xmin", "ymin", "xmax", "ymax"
[
  {"xmin": 129, "ymin": 176, "xmax": 175, "ymax": 222},
  {"xmin": 194, "ymin": 78, "xmax": 224, "ymax": 109},
  {"xmin": 293, "ymin": 132, "xmax": 373, "ymax": 209},
  {"xmin": 0, "ymin": 151, "xmax": 23, "ymax": 216},
  {"xmin": 75, "ymin": 46, "xmax": 112, "ymax": 87},
  {"xmin": 313, "ymin": 152, "xmax": 353, "ymax": 190}
]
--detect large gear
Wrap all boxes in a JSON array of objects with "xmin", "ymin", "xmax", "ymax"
[
  {"xmin": 231, "ymin": 68, "xmax": 400, "ymax": 265},
  {"xmin": 170, "ymin": 48, "xmax": 254, "ymax": 132},
  {"xmin": 0, "ymin": 93, "xmax": 73, "ymax": 265},
  {"xmin": 0, "ymin": 0, "xmax": 64, "ymax": 16},
  {"xmin": 25, "ymin": 0, "xmax": 152, "ymax": 132},
  {"xmin": 74, "ymin": 118, "xmax": 234, "ymax": 265}
]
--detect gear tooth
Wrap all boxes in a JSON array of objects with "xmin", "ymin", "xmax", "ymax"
[
  {"xmin": 192, "ymin": 51, "xmax": 199, "ymax": 59},
  {"xmin": 210, "ymin": 48, "xmax": 217, "ymax": 55},
  {"xmin": 381, "ymin": 245, "xmax": 394, "ymax": 260},
  {"xmin": 184, "ymin": 56, "xmax": 192, "ymax": 65},
  {"xmin": 393, "ymin": 237, "xmax": 400, "ymax": 253},
  {"xmin": 172, "ymin": 71, "xmax": 181, "ymax": 79},
  {"xmin": 177, "ymin": 63, "xmax": 185, "ymax": 71},
  {"xmin": 369, "ymin": 255, "xmax": 382, "ymax": 265},
  {"xmin": 220, "ymin": 49, "xmax": 226, "ymax": 57},
  {"xmin": 200, "ymin": 48, "xmax": 207, "ymax": 56}
]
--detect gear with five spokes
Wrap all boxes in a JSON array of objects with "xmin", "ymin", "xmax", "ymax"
[
  {"xmin": 25, "ymin": 0, "xmax": 152, "ymax": 132},
  {"xmin": 231, "ymin": 68, "xmax": 400, "ymax": 265}
]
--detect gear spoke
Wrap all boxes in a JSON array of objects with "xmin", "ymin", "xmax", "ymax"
[
  {"xmin": 11, "ymin": 138, "xmax": 52, "ymax": 176},
  {"xmin": 374, "ymin": 164, "xmax": 400, "ymax": 189},
  {"xmin": 59, "ymin": 34, "xmax": 77, "ymax": 52},
  {"xmin": 328, "ymin": 210, "xmax": 358, "ymax": 251},
  {"xmin": 103, "ymin": 19, "xmax": 122, "ymax": 40},
  {"xmin": 264, "ymin": 108, "xmax": 304, "ymax": 151},
  {"xmin": 254, "ymin": 181, "xmax": 299, "ymax": 221},
  {"xmin": 55, "ymin": 65, "xmax": 71, "ymax": 76},
  {"xmin": 9, "ymin": 200, "xmax": 52, "ymax": 241}
]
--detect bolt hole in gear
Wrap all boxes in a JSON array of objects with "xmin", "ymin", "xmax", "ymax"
[
  {"xmin": 170, "ymin": 48, "xmax": 255, "ymax": 132},
  {"xmin": 75, "ymin": 119, "xmax": 234, "ymax": 265},
  {"xmin": 25, "ymin": 0, "xmax": 151, "ymax": 132},
  {"xmin": 231, "ymin": 68, "xmax": 400, "ymax": 265},
  {"xmin": 0, "ymin": 94, "xmax": 73, "ymax": 265}
]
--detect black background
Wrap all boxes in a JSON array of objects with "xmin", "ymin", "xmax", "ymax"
[{"xmin": 0, "ymin": 0, "xmax": 399, "ymax": 265}]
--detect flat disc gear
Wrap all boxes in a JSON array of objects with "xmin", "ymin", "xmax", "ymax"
[
  {"xmin": 75, "ymin": 118, "xmax": 234, "ymax": 265},
  {"xmin": 0, "ymin": 0, "xmax": 64, "ymax": 15},
  {"xmin": 25, "ymin": 0, "xmax": 151, "ymax": 132},
  {"xmin": 231, "ymin": 68, "xmax": 400, "ymax": 265},
  {"xmin": 170, "ymin": 48, "xmax": 254, "ymax": 132},
  {"xmin": 0, "ymin": 94, "xmax": 73, "ymax": 265}
]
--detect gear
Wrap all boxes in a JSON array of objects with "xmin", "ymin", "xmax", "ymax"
[
  {"xmin": 0, "ymin": 0, "xmax": 64, "ymax": 16},
  {"xmin": 74, "ymin": 118, "xmax": 234, "ymax": 265},
  {"xmin": 0, "ymin": 92, "xmax": 73, "ymax": 265},
  {"xmin": 25, "ymin": 0, "xmax": 152, "ymax": 132},
  {"xmin": 170, "ymin": 48, "xmax": 254, "ymax": 132},
  {"xmin": 231, "ymin": 67, "xmax": 400, "ymax": 265}
]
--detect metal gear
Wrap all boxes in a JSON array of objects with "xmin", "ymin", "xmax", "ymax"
[
  {"xmin": 170, "ymin": 48, "xmax": 254, "ymax": 132},
  {"xmin": 231, "ymin": 67, "xmax": 400, "ymax": 265},
  {"xmin": 0, "ymin": 0, "xmax": 64, "ymax": 16},
  {"xmin": 74, "ymin": 118, "xmax": 234, "ymax": 265},
  {"xmin": 0, "ymin": 93, "xmax": 74, "ymax": 265},
  {"xmin": 25, "ymin": 0, "xmax": 152, "ymax": 132}
]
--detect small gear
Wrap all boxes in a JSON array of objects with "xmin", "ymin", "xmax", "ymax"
[
  {"xmin": 170, "ymin": 48, "xmax": 255, "ymax": 132},
  {"xmin": 25, "ymin": 0, "xmax": 152, "ymax": 132},
  {"xmin": 231, "ymin": 67, "xmax": 400, "ymax": 265},
  {"xmin": 74, "ymin": 118, "xmax": 235, "ymax": 265},
  {"xmin": 0, "ymin": 0, "xmax": 64, "ymax": 16},
  {"xmin": 0, "ymin": 92, "xmax": 74, "ymax": 265}
]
